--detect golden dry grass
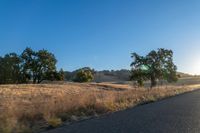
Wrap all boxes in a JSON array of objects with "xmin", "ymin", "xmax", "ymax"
[{"xmin": 0, "ymin": 82, "xmax": 200, "ymax": 133}]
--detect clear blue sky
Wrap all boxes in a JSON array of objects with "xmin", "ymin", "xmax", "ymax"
[{"xmin": 0, "ymin": 0, "xmax": 200, "ymax": 74}]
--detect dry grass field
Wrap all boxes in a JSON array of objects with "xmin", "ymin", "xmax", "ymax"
[{"xmin": 1, "ymin": 77, "xmax": 200, "ymax": 133}]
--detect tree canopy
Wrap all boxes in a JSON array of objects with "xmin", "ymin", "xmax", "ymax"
[
  {"xmin": 0, "ymin": 48, "xmax": 64, "ymax": 84},
  {"xmin": 130, "ymin": 48, "xmax": 178, "ymax": 87},
  {"xmin": 0, "ymin": 53, "xmax": 23, "ymax": 84},
  {"xmin": 73, "ymin": 67, "xmax": 94, "ymax": 82}
]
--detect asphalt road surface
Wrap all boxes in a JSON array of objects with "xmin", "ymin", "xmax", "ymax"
[{"xmin": 44, "ymin": 90, "xmax": 200, "ymax": 133}]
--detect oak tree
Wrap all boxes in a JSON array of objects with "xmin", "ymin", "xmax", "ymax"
[{"xmin": 131, "ymin": 48, "xmax": 178, "ymax": 87}]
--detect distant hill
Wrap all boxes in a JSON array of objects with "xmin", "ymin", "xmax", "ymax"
[
  {"xmin": 94, "ymin": 69, "xmax": 131, "ymax": 82},
  {"xmin": 64, "ymin": 69, "xmax": 193, "ymax": 82},
  {"xmin": 64, "ymin": 69, "xmax": 130, "ymax": 82},
  {"xmin": 177, "ymin": 72, "xmax": 193, "ymax": 78}
]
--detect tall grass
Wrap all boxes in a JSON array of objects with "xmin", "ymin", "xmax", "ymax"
[{"xmin": 0, "ymin": 83, "xmax": 199, "ymax": 133}]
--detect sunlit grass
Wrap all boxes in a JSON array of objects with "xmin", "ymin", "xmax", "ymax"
[{"xmin": 0, "ymin": 81, "xmax": 200, "ymax": 133}]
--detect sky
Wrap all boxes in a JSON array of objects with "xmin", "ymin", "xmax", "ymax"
[{"xmin": 0, "ymin": 0, "xmax": 200, "ymax": 74}]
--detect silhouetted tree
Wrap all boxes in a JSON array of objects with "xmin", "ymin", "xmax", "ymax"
[
  {"xmin": 20, "ymin": 47, "xmax": 60, "ymax": 83},
  {"xmin": 131, "ymin": 48, "xmax": 178, "ymax": 88},
  {"xmin": 0, "ymin": 48, "xmax": 64, "ymax": 84},
  {"xmin": 46, "ymin": 69, "xmax": 65, "ymax": 81},
  {"xmin": 0, "ymin": 53, "xmax": 22, "ymax": 84},
  {"xmin": 21, "ymin": 47, "xmax": 37, "ymax": 83},
  {"xmin": 35, "ymin": 49, "xmax": 57, "ymax": 83},
  {"xmin": 57, "ymin": 69, "xmax": 65, "ymax": 81}
]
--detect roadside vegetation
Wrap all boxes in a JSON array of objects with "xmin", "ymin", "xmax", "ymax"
[
  {"xmin": 0, "ymin": 82, "xmax": 200, "ymax": 133},
  {"xmin": 0, "ymin": 48, "xmax": 199, "ymax": 133}
]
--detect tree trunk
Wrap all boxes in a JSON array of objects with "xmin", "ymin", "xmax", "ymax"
[
  {"xmin": 33, "ymin": 77, "xmax": 36, "ymax": 84},
  {"xmin": 150, "ymin": 76, "xmax": 157, "ymax": 88},
  {"xmin": 37, "ymin": 79, "xmax": 43, "ymax": 84}
]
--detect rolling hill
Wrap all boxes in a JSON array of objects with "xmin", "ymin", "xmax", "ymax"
[{"xmin": 64, "ymin": 69, "xmax": 193, "ymax": 82}]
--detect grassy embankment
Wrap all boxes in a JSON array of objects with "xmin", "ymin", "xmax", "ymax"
[{"xmin": 0, "ymin": 77, "xmax": 200, "ymax": 133}]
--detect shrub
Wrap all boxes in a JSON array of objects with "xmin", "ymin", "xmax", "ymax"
[
  {"xmin": 47, "ymin": 118, "xmax": 62, "ymax": 128},
  {"xmin": 73, "ymin": 68, "xmax": 94, "ymax": 82}
]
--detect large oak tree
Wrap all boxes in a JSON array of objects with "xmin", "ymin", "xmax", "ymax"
[
  {"xmin": 130, "ymin": 48, "xmax": 178, "ymax": 87},
  {"xmin": 21, "ymin": 48, "xmax": 57, "ymax": 83},
  {"xmin": 0, "ymin": 47, "xmax": 64, "ymax": 84}
]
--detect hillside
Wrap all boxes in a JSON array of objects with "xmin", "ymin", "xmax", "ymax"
[
  {"xmin": 177, "ymin": 72, "xmax": 194, "ymax": 78},
  {"xmin": 64, "ymin": 69, "xmax": 193, "ymax": 82}
]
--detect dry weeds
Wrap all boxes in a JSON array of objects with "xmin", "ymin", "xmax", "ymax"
[{"xmin": 0, "ymin": 82, "xmax": 200, "ymax": 133}]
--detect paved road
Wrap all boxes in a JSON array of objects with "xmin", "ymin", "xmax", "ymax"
[{"xmin": 44, "ymin": 90, "xmax": 200, "ymax": 133}]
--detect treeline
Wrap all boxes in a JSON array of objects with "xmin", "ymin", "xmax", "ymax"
[
  {"xmin": 0, "ymin": 47, "xmax": 179, "ymax": 87},
  {"xmin": 0, "ymin": 48, "xmax": 64, "ymax": 84}
]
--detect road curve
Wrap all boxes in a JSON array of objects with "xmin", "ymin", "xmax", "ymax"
[{"xmin": 44, "ymin": 90, "xmax": 200, "ymax": 133}]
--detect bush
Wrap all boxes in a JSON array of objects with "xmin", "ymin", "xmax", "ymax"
[
  {"xmin": 47, "ymin": 118, "xmax": 62, "ymax": 128},
  {"xmin": 73, "ymin": 68, "xmax": 94, "ymax": 82}
]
